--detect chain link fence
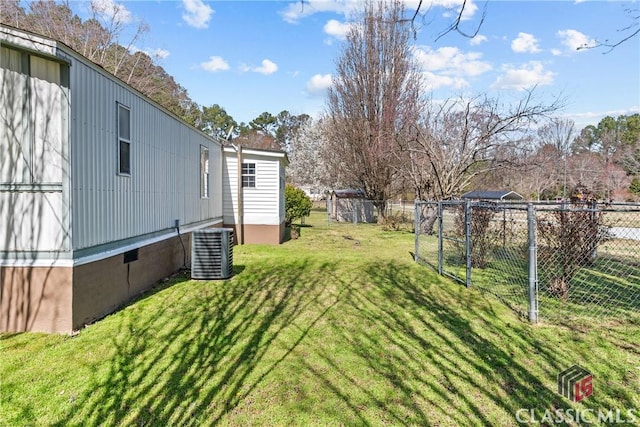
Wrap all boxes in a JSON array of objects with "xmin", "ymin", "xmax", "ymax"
[{"xmin": 415, "ymin": 200, "xmax": 640, "ymax": 325}]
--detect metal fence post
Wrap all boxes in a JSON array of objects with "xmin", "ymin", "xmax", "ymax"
[
  {"xmin": 353, "ymin": 200, "xmax": 358, "ymax": 224},
  {"xmin": 438, "ymin": 201, "xmax": 443, "ymax": 275},
  {"xmin": 465, "ymin": 199, "xmax": 472, "ymax": 288},
  {"xmin": 527, "ymin": 203, "xmax": 538, "ymax": 323},
  {"xmin": 414, "ymin": 201, "xmax": 420, "ymax": 262}
]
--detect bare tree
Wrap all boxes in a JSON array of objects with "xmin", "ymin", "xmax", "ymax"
[
  {"xmin": 1, "ymin": 1, "xmax": 200, "ymax": 126},
  {"xmin": 407, "ymin": 1, "xmax": 637, "ymax": 52},
  {"xmin": 577, "ymin": 6, "xmax": 640, "ymax": 53},
  {"xmin": 537, "ymin": 117, "xmax": 575, "ymax": 156},
  {"xmin": 536, "ymin": 117, "xmax": 575, "ymax": 199},
  {"xmin": 406, "ymin": 91, "xmax": 561, "ymax": 201},
  {"xmin": 403, "ymin": 0, "xmax": 487, "ymax": 42},
  {"xmin": 323, "ymin": 0, "xmax": 424, "ymax": 223},
  {"xmin": 0, "ymin": 0, "xmax": 27, "ymax": 27}
]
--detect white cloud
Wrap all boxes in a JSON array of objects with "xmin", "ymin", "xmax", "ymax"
[
  {"xmin": 562, "ymin": 106, "xmax": 640, "ymax": 128},
  {"xmin": 306, "ymin": 74, "xmax": 333, "ymax": 94},
  {"xmin": 413, "ymin": 45, "xmax": 491, "ymax": 89},
  {"xmin": 414, "ymin": 46, "xmax": 492, "ymax": 77},
  {"xmin": 423, "ymin": 71, "xmax": 469, "ymax": 90},
  {"xmin": 131, "ymin": 46, "xmax": 170, "ymax": 60},
  {"xmin": 434, "ymin": 0, "xmax": 478, "ymax": 21},
  {"xmin": 241, "ymin": 59, "xmax": 278, "ymax": 75},
  {"xmin": 470, "ymin": 34, "xmax": 487, "ymax": 46},
  {"xmin": 551, "ymin": 48, "xmax": 562, "ymax": 56},
  {"xmin": 90, "ymin": 0, "xmax": 131, "ymax": 24},
  {"xmin": 200, "ymin": 56, "xmax": 229, "ymax": 72},
  {"xmin": 511, "ymin": 32, "xmax": 541, "ymax": 53},
  {"xmin": 281, "ymin": 0, "xmax": 477, "ymax": 23},
  {"xmin": 182, "ymin": 0, "xmax": 213, "ymax": 29},
  {"xmin": 491, "ymin": 61, "xmax": 555, "ymax": 91},
  {"xmin": 280, "ymin": 0, "xmax": 355, "ymax": 24},
  {"xmin": 557, "ymin": 29, "xmax": 596, "ymax": 52},
  {"xmin": 324, "ymin": 19, "xmax": 351, "ymax": 40},
  {"xmin": 255, "ymin": 59, "xmax": 278, "ymax": 75},
  {"xmin": 152, "ymin": 48, "xmax": 170, "ymax": 60}
]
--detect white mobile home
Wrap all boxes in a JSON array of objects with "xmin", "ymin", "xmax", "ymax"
[
  {"xmin": 0, "ymin": 25, "xmax": 227, "ymax": 333},
  {"xmin": 223, "ymin": 147, "xmax": 287, "ymax": 244}
]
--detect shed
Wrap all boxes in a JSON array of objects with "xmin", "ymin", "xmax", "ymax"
[
  {"xmin": 328, "ymin": 189, "xmax": 375, "ymax": 223},
  {"xmin": 461, "ymin": 190, "xmax": 524, "ymax": 201},
  {"xmin": 222, "ymin": 146, "xmax": 288, "ymax": 244}
]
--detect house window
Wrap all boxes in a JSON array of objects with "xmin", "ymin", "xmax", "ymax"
[
  {"xmin": 242, "ymin": 162, "xmax": 256, "ymax": 188},
  {"xmin": 201, "ymin": 145, "xmax": 209, "ymax": 198},
  {"xmin": 118, "ymin": 103, "xmax": 131, "ymax": 175}
]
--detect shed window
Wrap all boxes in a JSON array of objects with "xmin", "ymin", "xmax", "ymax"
[
  {"xmin": 201, "ymin": 145, "xmax": 209, "ymax": 198},
  {"xmin": 242, "ymin": 162, "xmax": 255, "ymax": 188},
  {"xmin": 118, "ymin": 104, "xmax": 131, "ymax": 175}
]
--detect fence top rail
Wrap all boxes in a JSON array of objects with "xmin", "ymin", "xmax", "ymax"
[{"xmin": 416, "ymin": 200, "xmax": 640, "ymax": 212}]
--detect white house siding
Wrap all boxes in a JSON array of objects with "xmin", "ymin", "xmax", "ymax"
[
  {"xmin": 279, "ymin": 166, "xmax": 285, "ymax": 224},
  {"xmin": 223, "ymin": 149, "xmax": 285, "ymax": 226},
  {"xmin": 1, "ymin": 25, "xmax": 228, "ymax": 333},
  {"xmin": 0, "ymin": 38, "xmax": 70, "ymax": 253},
  {"xmin": 0, "ymin": 191, "xmax": 65, "ymax": 252},
  {"xmin": 222, "ymin": 151, "xmax": 238, "ymax": 226},
  {"xmin": 244, "ymin": 154, "xmax": 280, "ymax": 225},
  {"xmin": 67, "ymin": 51, "xmax": 223, "ymax": 251}
]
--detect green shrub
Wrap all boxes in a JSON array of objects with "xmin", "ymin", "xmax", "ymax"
[
  {"xmin": 630, "ymin": 177, "xmax": 640, "ymax": 195},
  {"xmin": 285, "ymin": 184, "xmax": 312, "ymax": 226}
]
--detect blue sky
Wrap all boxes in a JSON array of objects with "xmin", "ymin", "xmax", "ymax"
[{"xmin": 73, "ymin": 0, "xmax": 640, "ymax": 129}]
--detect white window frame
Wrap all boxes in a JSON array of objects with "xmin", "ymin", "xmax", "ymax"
[
  {"xmin": 118, "ymin": 103, "xmax": 131, "ymax": 176},
  {"xmin": 242, "ymin": 162, "xmax": 256, "ymax": 188},
  {"xmin": 201, "ymin": 145, "xmax": 209, "ymax": 198}
]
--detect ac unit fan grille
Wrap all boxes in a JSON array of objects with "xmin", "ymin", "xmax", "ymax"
[{"xmin": 191, "ymin": 229, "xmax": 234, "ymax": 279}]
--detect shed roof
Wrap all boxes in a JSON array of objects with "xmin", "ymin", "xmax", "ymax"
[
  {"xmin": 461, "ymin": 190, "xmax": 524, "ymax": 201},
  {"xmin": 331, "ymin": 189, "xmax": 367, "ymax": 199}
]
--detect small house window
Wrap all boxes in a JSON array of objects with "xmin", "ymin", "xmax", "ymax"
[
  {"xmin": 201, "ymin": 145, "xmax": 209, "ymax": 198},
  {"xmin": 242, "ymin": 162, "xmax": 255, "ymax": 188},
  {"xmin": 118, "ymin": 104, "xmax": 131, "ymax": 175}
]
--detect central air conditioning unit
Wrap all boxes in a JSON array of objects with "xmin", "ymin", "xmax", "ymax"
[{"xmin": 191, "ymin": 228, "xmax": 234, "ymax": 279}]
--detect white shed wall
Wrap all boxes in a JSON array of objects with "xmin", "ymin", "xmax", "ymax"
[
  {"xmin": 66, "ymin": 50, "xmax": 223, "ymax": 250},
  {"xmin": 223, "ymin": 150, "xmax": 284, "ymax": 226}
]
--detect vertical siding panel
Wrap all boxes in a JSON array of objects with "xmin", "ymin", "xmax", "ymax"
[{"xmin": 69, "ymin": 56, "xmax": 223, "ymax": 251}]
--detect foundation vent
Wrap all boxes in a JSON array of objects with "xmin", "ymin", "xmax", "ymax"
[{"xmin": 191, "ymin": 228, "xmax": 234, "ymax": 280}]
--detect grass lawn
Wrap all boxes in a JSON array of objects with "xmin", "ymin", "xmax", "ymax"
[{"xmin": 1, "ymin": 209, "xmax": 639, "ymax": 426}]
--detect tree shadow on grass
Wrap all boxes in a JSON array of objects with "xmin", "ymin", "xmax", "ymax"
[
  {"xmin": 47, "ymin": 259, "xmax": 342, "ymax": 426},
  {"xmin": 293, "ymin": 262, "xmax": 639, "ymax": 425},
  {"xmin": 4, "ymin": 254, "xmax": 638, "ymax": 426},
  {"xmin": 538, "ymin": 257, "xmax": 640, "ymax": 324}
]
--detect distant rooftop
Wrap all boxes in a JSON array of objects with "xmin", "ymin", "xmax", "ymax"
[
  {"xmin": 461, "ymin": 190, "xmax": 524, "ymax": 201},
  {"xmin": 331, "ymin": 189, "xmax": 367, "ymax": 199}
]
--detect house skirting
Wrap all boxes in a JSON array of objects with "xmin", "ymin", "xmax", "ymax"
[
  {"xmin": 1, "ymin": 266, "xmax": 73, "ymax": 333},
  {"xmin": 1, "ymin": 234, "xmax": 191, "ymax": 334},
  {"xmin": 224, "ymin": 222, "xmax": 285, "ymax": 245}
]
